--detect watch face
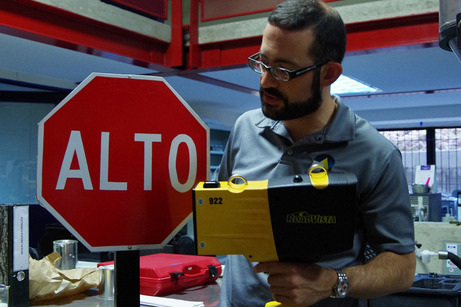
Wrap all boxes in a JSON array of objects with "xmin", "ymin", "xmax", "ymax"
[
  {"xmin": 336, "ymin": 280, "xmax": 349, "ymax": 297},
  {"xmin": 334, "ymin": 269, "xmax": 349, "ymax": 298}
]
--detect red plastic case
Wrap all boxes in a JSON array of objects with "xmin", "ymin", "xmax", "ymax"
[{"xmin": 98, "ymin": 253, "xmax": 222, "ymax": 296}]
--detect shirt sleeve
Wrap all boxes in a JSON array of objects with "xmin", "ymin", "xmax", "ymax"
[{"xmin": 361, "ymin": 147, "xmax": 415, "ymax": 255}]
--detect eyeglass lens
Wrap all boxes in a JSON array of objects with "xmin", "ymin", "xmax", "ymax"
[{"xmin": 250, "ymin": 57, "xmax": 289, "ymax": 81}]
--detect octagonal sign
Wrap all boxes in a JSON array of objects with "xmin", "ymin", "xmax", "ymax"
[{"xmin": 37, "ymin": 73, "xmax": 209, "ymax": 252}]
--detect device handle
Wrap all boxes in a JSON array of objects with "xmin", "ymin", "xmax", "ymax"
[
  {"xmin": 228, "ymin": 174, "xmax": 248, "ymax": 193},
  {"xmin": 308, "ymin": 165, "xmax": 329, "ymax": 189}
]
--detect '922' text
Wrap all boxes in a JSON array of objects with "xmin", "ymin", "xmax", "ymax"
[{"xmin": 209, "ymin": 197, "xmax": 223, "ymax": 205}]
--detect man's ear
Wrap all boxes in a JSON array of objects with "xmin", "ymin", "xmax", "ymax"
[{"xmin": 321, "ymin": 62, "xmax": 343, "ymax": 87}]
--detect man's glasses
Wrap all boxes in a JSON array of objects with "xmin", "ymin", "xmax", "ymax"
[{"xmin": 248, "ymin": 52, "xmax": 326, "ymax": 82}]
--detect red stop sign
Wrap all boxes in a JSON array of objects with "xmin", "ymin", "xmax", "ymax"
[{"xmin": 37, "ymin": 73, "xmax": 209, "ymax": 252}]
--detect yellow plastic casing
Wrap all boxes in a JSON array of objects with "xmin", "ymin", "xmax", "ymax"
[
  {"xmin": 194, "ymin": 176, "xmax": 279, "ymax": 262},
  {"xmin": 265, "ymin": 301, "xmax": 282, "ymax": 307}
]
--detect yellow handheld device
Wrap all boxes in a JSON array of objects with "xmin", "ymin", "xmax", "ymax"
[{"xmin": 193, "ymin": 166, "xmax": 358, "ymax": 262}]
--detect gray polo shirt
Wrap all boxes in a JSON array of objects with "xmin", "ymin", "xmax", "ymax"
[{"xmin": 215, "ymin": 98, "xmax": 415, "ymax": 307}]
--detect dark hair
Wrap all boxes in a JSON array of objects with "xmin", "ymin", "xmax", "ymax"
[{"xmin": 268, "ymin": 0, "xmax": 346, "ymax": 63}]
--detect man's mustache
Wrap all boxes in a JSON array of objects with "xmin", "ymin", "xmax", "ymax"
[{"xmin": 260, "ymin": 87, "xmax": 285, "ymax": 100}]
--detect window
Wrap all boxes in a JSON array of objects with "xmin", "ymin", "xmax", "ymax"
[
  {"xmin": 436, "ymin": 128, "xmax": 461, "ymax": 195},
  {"xmin": 0, "ymin": 103, "xmax": 54, "ymax": 204},
  {"xmin": 380, "ymin": 130, "xmax": 427, "ymax": 191},
  {"xmin": 380, "ymin": 128, "xmax": 461, "ymax": 196}
]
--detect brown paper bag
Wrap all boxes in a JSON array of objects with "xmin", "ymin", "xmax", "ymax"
[{"xmin": 29, "ymin": 252, "xmax": 99, "ymax": 304}]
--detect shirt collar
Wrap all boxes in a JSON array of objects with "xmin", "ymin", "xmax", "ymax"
[{"xmin": 254, "ymin": 96, "xmax": 356, "ymax": 143}]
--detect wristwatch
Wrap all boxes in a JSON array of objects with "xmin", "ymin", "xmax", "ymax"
[{"xmin": 331, "ymin": 269, "xmax": 349, "ymax": 298}]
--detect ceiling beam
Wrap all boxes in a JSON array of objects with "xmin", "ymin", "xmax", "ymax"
[
  {"xmin": 0, "ymin": 91, "xmax": 69, "ymax": 103},
  {"xmin": 0, "ymin": 0, "xmax": 182, "ymax": 70}
]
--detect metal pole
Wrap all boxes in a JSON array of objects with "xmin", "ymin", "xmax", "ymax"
[
  {"xmin": 426, "ymin": 128, "xmax": 436, "ymax": 165},
  {"xmin": 114, "ymin": 250, "xmax": 140, "ymax": 307}
]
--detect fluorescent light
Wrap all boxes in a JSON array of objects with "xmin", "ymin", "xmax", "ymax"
[{"xmin": 331, "ymin": 75, "xmax": 379, "ymax": 95}]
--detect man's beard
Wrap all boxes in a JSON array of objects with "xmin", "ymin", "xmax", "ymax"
[{"xmin": 260, "ymin": 69, "xmax": 322, "ymax": 121}]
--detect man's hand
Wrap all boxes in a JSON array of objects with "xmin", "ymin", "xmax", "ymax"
[
  {"xmin": 253, "ymin": 262, "xmax": 337, "ymax": 306},
  {"xmin": 254, "ymin": 251, "xmax": 416, "ymax": 306}
]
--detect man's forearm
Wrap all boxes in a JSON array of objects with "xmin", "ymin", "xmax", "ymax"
[{"xmin": 344, "ymin": 251, "xmax": 416, "ymax": 298}]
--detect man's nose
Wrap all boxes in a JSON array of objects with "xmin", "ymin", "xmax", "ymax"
[{"xmin": 260, "ymin": 70, "xmax": 279, "ymax": 89}]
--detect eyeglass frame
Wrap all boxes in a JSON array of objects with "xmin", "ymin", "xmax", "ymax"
[{"xmin": 248, "ymin": 52, "xmax": 328, "ymax": 82}]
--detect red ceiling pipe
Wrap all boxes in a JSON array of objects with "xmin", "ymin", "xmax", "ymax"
[
  {"xmin": 346, "ymin": 12, "xmax": 439, "ymax": 52},
  {"xmin": 186, "ymin": 12, "xmax": 439, "ymax": 69},
  {"xmin": 165, "ymin": 0, "xmax": 183, "ymax": 68},
  {"xmin": 0, "ymin": 0, "xmax": 179, "ymax": 70},
  {"xmin": 188, "ymin": 0, "xmax": 201, "ymax": 69}
]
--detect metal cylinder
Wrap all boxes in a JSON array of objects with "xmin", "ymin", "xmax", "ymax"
[
  {"xmin": 438, "ymin": 0, "xmax": 460, "ymax": 51},
  {"xmin": 99, "ymin": 265, "xmax": 115, "ymax": 300},
  {"xmin": 53, "ymin": 239, "xmax": 78, "ymax": 270},
  {"xmin": 439, "ymin": 0, "xmax": 459, "ymax": 30},
  {"xmin": 0, "ymin": 284, "xmax": 9, "ymax": 306}
]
